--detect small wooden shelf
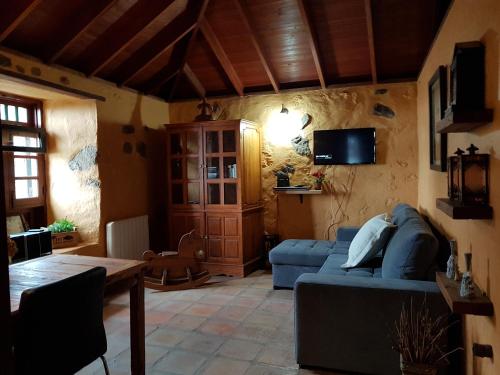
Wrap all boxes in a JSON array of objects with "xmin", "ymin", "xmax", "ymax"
[
  {"xmin": 436, "ymin": 198, "xmax": 492, "ymax": 220},
  {"xmin": 437, "ymin": 106, "xmax": 493, "ymax": 133},
  {"xmin": 436, "ymin": 272, "xmax": 493, "ymax": 316},
  {"xmin": 274, "ymin": 188, "xmax": 322, "ymax": 203}
]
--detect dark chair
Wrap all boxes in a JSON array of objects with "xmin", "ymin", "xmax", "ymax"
[{"xmin": 13, "ymin": 267, "xmax": 110, "ymax": 375}]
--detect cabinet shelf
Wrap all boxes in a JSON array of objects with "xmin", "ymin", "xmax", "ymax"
[
  {"xmin": 437, "ymin": 106, "xmax": 493, "ymax": 133},
  {"xmin": 436, "ymin": 272, "xmax": 493, "ymax": 316},
  {"xmin": 436, "ymin": 198, "xmax": 493, "ymax": 219}
]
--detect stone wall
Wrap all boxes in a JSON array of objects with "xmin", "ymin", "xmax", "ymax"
[{"xmin": 170, "ymin": 83, "xmax": 418, "ymax": 239}]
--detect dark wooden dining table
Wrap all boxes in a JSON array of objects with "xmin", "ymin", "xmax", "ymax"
[{"xmin": 9, "ymin": 254, "xmax": 148, "ymax": 375}]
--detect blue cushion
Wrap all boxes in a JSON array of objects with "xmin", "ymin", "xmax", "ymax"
[
  {"xmin": 382, "ymin": 215, "xmax": 438, "ymax": 280},
  {"xmin": 391, "ymin": 203, "xmax": 420, "ymax": 227},
  {"xmin": 318, "ymin": 254, "xmax": 382, "ymax": 278},
  {"xmin": 269, "ymin": 239, "xmax": 336, "ymax": 267}
]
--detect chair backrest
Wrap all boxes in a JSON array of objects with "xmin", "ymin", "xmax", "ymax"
[{"xmin": 14, "ymin": 267, "xmax": 107, "ymax": 375}]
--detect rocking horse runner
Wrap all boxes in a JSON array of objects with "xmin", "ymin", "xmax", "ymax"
[{"xmin": 142, "ymin": 230, "xmax": 210, "ymax": 291}]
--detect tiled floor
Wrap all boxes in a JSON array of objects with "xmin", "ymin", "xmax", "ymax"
[{"xmin": 77, "ymin": 270, "xmax": 343, "ymax": 375}]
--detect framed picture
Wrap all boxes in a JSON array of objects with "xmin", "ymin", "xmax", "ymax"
[
  {"xmin": 6, "ymin": 215, "xmax": 28, "ymax": 235},
  {"xmin": 429, "ymin": 65, "xmax": 448, "ymax": 171}
]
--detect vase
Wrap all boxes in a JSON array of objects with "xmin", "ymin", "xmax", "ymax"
[
  {"xmin": 446, "ymin": 240, "xmax": 458, "ymax": 279},
  {"xmin": 460, "ymin": 252, "xmax": 474, "ymax": 298},
  {"xmin": 313, "ymin": 182, "xmax": 322, "ymax": 190},
  {"xmin": 400, "ymin": 357, "xmax": 438, "ymax": 375}
]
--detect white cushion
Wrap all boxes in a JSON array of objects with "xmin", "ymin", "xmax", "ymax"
[{"xmin": 341, "ymin": 214, "xmax": 395, "ymax": 268}]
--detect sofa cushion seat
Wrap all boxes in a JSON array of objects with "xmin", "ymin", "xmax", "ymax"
[
  {"xmin": 269, "ymin": 239, "xmax": 337, "ymax": 267},
  {"xmin": 318, "ymin": 254, "xmax": 382, "ymax": 278}
]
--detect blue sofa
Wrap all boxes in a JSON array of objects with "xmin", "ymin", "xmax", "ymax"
[{"xmin": 269, "ymin": 204, "xmax": 454, "ymax": 375}]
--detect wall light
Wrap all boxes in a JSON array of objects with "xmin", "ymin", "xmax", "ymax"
[{"xmin": 265, "ymin": 105, "xmax": 302, "ymax": 147}]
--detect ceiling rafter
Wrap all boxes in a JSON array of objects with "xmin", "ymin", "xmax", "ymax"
[
  {"xmin": 76, "ymin": 0, "xmax": 176, "ymax": 77},
  {"xmin": 233, "ymin": 0, "xmax": 279, "ymax": 93},
  {"xmin": 199, "ymin": 18, "xmax": 244, "ymax": 97},
  {"xmin": 142, "ymin": 0, "xmax": 210, "ymax": 97},
  {"xmin": 183, "ymin": 63, "xmax": 206, "ymax": 99},
  {"xmin": 0, "ymin": 0, "xmax": 42, "ymax": 43},
  {"xmin": 113, "ymin": 2, "xmax": 200, "ymax": 86},
  {"xmin": 46, "ymin": 0, "xmax": 118, "ymax": 64},
  {"xmin": 296, "ymin": 0, "xmax": 326, "ymax": 89},
  {"xmin": 364, "ymin": 0, "xmax": 378, "ymax": 84}
]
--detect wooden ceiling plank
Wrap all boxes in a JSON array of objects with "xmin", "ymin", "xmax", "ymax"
[
  {"xmin": 296, "ymin": 0, "xmax": 326, "ymax": 89},
  {"xmin": 199, "ymin": 18, "xmax": 244, "ymax": 96},
  {"xmin": 163, "ymin": 0, "xmax": 210, "ymax": 100},
  {"xmin": 233, "ymin": 0, "xmax": 279, "ymax": 93},
  {"xmin": 0, "ymin": 0, "xmax": 42, "ymax": 43},
  {"xmin": 77, "ymin": 0, "xmax": 176, "ymax": 77},
  {"xmin": 183, "ymin": 63, "xmax": 206, "ymax": 98},
  {"xmin": 46, "ymin": 0, "xmax": 118, "ymax": 64},
  {"xmin": 115, "ymin": 3, "xmax": 201, "ymax": 86},
  {"xmin": 364, "ymin": 0, "xmax": 377, "ymax": 84}
]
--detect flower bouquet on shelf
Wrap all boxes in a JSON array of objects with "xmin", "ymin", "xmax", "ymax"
[
  {"xmin": 47, "ymin": 218, "xmax": 80, "ymax": 249},
  {"xmin": 311, "ymin": 170, "xmax": 326, "ymax": 190}
]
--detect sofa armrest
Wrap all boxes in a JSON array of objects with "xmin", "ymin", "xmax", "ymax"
[
  {"xmin": 294, "ymin": 273, "xmax": 448, "ymax": 375},
  {"xmin": 336, "ymin": 226, "xmax": 359, "ymax": 242}
]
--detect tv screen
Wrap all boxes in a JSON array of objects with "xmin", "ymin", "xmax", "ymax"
[{"xmin": 313, "ymin": 128, "xmax": 376, "ymax": 165}]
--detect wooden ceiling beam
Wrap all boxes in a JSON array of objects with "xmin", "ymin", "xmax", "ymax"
[
  {"xmin": 142, "ymin": 0, "xmax": 209, "ymax": 96},
  {"xmin": 296, "ymin": 0, "xmax": 326, "ymax": 89},
  {"xmin": 199, "ymin": 18, "xmax": 244, "ymax": 96},
  {"xmin": 0, "ymin": 0, "xmax": 42, "ymax": 43},
  {"xmin": 364, "ymin": 0, "xmax": 378, "ymax": 84},
  {"xmin": 233, "ymin": 0, "xmax": 279, "ymax": 94},
  {"xmin": 183, "ymin": 63, "xmax": 206, "ymax": 99},
  {"xmin": 113, "ymin": 2, "xmax": 201, "ymax": 86},
  {"xmin": 76, "ymin": 0, "xmax": 176, "ymax": 77},
  {"xmin": 45, "ymin": 0, "xmax": 118, "ymax": 64}
]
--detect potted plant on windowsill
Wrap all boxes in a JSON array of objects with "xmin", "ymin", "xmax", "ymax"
[
  {"xmin": 47, "ymin": 218, "xmax": 80, "ymax": 249},
  {"xmin": 392, "ymin": 299, "xmax": 462, "ymax": 375}
]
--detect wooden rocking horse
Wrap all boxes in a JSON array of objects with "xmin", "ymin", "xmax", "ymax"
[{"xmin": 142, "ymin": 230, "xmax": 210, "ymax": 291}]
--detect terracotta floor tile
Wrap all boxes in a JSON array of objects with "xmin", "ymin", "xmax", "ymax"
[
  {"xmin": 233, "ymin": 323, "xmax": 277, "ymax": 343},
  {"xmin": 217, "ymin": 338, "xmax": 263, "ymax": 361},
  {"xmin": 166, "ymin": 313, "xmax": 206, "ymax": 330},
  {"xmin": 153, "ymin": 349, "xmax": 207, "ymax": 375},
  {"xmin": 257, "ymin": 346, "xmax": 298, "ymax": 369},
  {"xmin": 171, "ymin": 289, "xmax": 207, "ymax": 302},
  {"xmin": 258, "ymin": 299, "xmax": 293, "ymax": 315},
  {"xmin": 245, "ymin": 310, "xmax": 283, "ymax": 329},
  {"xmin": 245, "ymin": 364, "xmax": 298, "ymax": 375},
  {"xmin": 145, "ymin": 309, "xmax": 175, "ymax": 326},
  {"xmin": 229, "ymin": 296, "xmax": 264, "ymax": 308},
  {"xmin": 184, "ymin": 303, "xmax": 221, "ymax": 317},
  {"xmin": 215, "ymin": 305, "xmax": 253, "ymax": 322},
  {"xmin": 179, "ymin": 332, "xmax": 225, "ymax": 354},
  {"xmin": 155, "ymin": 299, "xmax": 192, "ymax": 314},
  {"xmin": 197, "ymin": 318, "xmax": 240, "ymax": 336},
  {"xmin": 199, "ymin": 293, "xmax": 236, "ymax": 305},
  {"xmin": 200, "ymin": 357, "xmax": 250, "ymax": 375},
  {"xmin": 146, "ymin": 327, "xmax": 190, "ymax": 348}
]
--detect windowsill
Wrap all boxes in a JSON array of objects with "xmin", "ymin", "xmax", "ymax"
[{"xmin": 52, "ymin": 242, "xmax": 101, "ymax": 256}]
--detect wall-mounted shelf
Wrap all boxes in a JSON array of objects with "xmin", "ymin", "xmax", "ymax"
[
  {"xmin": 436, "ymin": 272, "xmax": 493, "ymax": 316},
  {"xmin": 436, "ymin": 198, "xmax": 493, "ymax": 220},
  {"xmin": 437, "ymin": 106, "xmax": 493, "ymax": 133},
  {"xmin": 274, "ymin": 188, "xmax": 322, "ymax": 203}
]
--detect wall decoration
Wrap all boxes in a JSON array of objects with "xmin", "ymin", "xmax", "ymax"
[
  {"xmin": 136, "ymin": 141, "xmax": 147, "ymax": 157},
  {"xmin": 123, "ymin": 142, "xmax": 133, "ymax": 154},
  {"xmin": 122, "ymin": 124, "xmax": 135, "ymax": 134},
  {"xmin": 373, "ymin": 103, "xmax": 395, "ymax": 118},
  {"xmin": 68, "ymin": 145, "xmax": 97, "ymax": 171},
  {"xmin": 291, "ymin": 136, "xmax": 311, "ymax": 156},
  {"xmin": 195, "ymin": 98, "xmax": 213, "ymax": 121},
  {"xmin": 301, "ymin": 113, "xmax": 312, "ymax": 129},
  {"xmin": 428, "ymin": 65, "xmax": 447, "ymax": 171}
]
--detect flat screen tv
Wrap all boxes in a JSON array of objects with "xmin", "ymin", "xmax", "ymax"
[{"xmin": 313, "ymin": 128, "xmax": 376, "ymax": 165}]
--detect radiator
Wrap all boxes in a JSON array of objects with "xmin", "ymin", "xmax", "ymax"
[{"xmin": 106, "ymin": 215, "xmax": 149, "ymax": 260}]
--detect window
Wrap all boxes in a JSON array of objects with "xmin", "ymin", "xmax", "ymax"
[{"xmin": 0, "ymin": 95, "xmax": 46, "ymax": 217}]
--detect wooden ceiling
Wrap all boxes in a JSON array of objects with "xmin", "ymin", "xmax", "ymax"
[{"xmin": 0, "ymin": 0, "xmax": 450, "ymax": 102}]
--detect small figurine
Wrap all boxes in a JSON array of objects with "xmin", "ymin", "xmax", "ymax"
[
  {"xmin": 446, "ymin": 240, "xmax": 458, "ymax": 279},
  {"xmin": 460, "ymin": 253, "xmax": 475, "ymax": 298}
]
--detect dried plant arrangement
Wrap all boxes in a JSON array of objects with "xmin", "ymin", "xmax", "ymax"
[{"xmin": 392, "ymin": 298, "xmax": 462, "ymax": 374}]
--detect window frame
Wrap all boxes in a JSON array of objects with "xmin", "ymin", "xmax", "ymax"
[{"xmin": 0, "ymin": 93, "xmax": 46, "ymax": 212}]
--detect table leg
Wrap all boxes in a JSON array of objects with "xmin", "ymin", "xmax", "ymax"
[{"xmin": 130, "ymin": 270, "xmax": 145, "ymax": 375}]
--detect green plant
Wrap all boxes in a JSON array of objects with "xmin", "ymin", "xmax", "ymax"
[{"xmin": 47, "ymin": 218, "xmax": 76, "ymax": 233}]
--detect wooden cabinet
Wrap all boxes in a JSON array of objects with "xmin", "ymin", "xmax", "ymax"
[{"xmin": 165, "ymin": 120, "xmax": 263, "ymax": 276}]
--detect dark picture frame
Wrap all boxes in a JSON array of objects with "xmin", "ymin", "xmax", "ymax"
[{"xmin": 429, "ymin": 65, "xmax": 448, "ymax": 171}]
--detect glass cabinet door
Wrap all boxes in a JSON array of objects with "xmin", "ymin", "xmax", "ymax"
[
  {"xmin": 168, "ymin": 129, "xmax": 202, "ymax": 208},
  {"xmin": 204, "ymin": 127, "xmax": 239, "ymax": 207}
]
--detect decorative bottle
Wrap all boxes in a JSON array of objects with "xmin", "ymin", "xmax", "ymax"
[
  {"xmin": 460, "ymin": 253, "xmax": 474, "ymax": 298},
  {"xmin": 446, "ymin": 240, "xmax": 458, "ymax": 279}
]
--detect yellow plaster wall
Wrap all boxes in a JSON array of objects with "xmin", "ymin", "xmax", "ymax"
[
  {"xmin": 0, "ymin": 50, "xmax": 169, "ymax": 255},
  {"xmin": 170, "ymin": 83, "xmax": 418, "ymax": 239},
  {"xmin": 417, "ymin": 1, "xmax": 500, "ymax": 373},
  {"xmin": 44, "ymin": 99, "xmax": 100, "ymax": 244}
]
